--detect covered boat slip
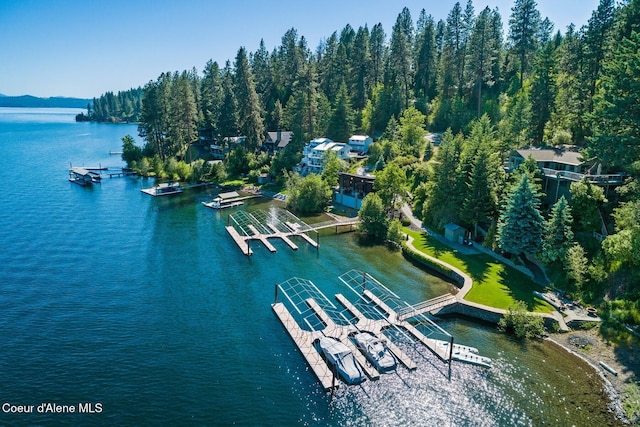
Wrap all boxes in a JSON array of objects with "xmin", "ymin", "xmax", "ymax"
[
  {"xmin": 225, "ymin": 208, "xmax": 318, "ymax": 255},
  {"xmin": 272, "ymin": 270, "xmax": 492, "ymax": 391}
]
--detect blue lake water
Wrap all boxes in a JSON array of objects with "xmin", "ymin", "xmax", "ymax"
[{"xmin": 0, "ymin": 108, "xmax": 622, "ymax": 426}]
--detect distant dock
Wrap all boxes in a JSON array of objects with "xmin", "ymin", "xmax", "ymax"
[{"xmin": 225, "ymin": 208, "xmax": 359, "ymax": 256}]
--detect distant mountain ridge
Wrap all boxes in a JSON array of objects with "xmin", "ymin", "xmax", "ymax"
[{"xmin": 0, "ymin": 95, "xmax": 92, "ymax": 109}]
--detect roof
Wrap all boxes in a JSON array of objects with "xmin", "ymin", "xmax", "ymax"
[
  {"xmin": 444, "ymin": 223, "xmax": 463, "ymax": 231},
  {"xmin": 310, "ymin": 137, "xmax": 333, "ymax": 144},
  {"xmin": 514, "ymin": 147, "xmax": 584, "ymax": 166},
  {"xmin": 349, "ymin": 135, "xmax": 370, "ymax": 142},
  {"xmin": 313, "ymin": 141, "xmax": 348, "ymax": 152}
]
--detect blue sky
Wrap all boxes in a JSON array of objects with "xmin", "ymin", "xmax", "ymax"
[{"xmin": 0, "ymin": 0, "xmax": 601, "ymax": 99}]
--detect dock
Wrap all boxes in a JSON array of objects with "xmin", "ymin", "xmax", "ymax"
[
  {"xmin": 225, "ymin": 226, "xmax": 253, "ymax": 256},
  {"xmin": 272, "ymin": 302, "xmax": 335, "ymax": 391},
  {"xmin": 272, "ymin": 272, "xmax": 492, "ymax": 391},
  {"xmin": 225, "ymin": 208, "xmax": 322, "ymax": 256}
]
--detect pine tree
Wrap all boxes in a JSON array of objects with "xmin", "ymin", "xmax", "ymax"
[
  {"xmin": 541, "ymin": 196, "xmax": 574, "ymax": 264},
  {"xmin": 218, "ymin": 62, "xmax": 238, "ymax": 140},
  {"xmin": 589, "ymin": 0, "xmax": 640, "ymax": 167},
  {"xmin": 508, "ymin": 0, "xmax": 541, "ymax": 89},
  {"xmin": 529, "ymin": 20, "xmax": 556, "ymax": 144},
  {"xmin": 234, "ymin": 47, "xmax": 265, "ymax": 152},
  {"xmin": 388, "ymin": 7, "xmax": 414, "ymax": 111},
  {"xmin": 414, "ymin": 10, "xmax": 437, "ymax": 101},
  {"xmin": 497, "ymin": 173, "xmax": 544, "ymax": 256},
  {"xmin": 327, "ymin": 81, "xmax": 354, "ymax": 142},
  {"xmin": 466, "ymin": 7, "xmax": 502, "ymax": 119},
  {"xmin": 422, "ymin": 130, "xmax": 464, "ymax": 227}
]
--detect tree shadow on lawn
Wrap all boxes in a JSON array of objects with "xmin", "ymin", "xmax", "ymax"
[
  {"xmin": 414, "ymin": 231, "xmax": 493, "ymax": 285},
  {"xmin": 497, "ymin": 266, "xmax": 552, "ymax": 313}
]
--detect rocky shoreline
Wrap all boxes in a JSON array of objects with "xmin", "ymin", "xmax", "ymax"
[{"xmin": 549, "ymin": 329, "xmax": 639, "ymax": 424}]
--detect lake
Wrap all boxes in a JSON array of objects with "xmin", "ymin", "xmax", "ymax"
[{"xmin": 0, "ymin": 108, "xmax": 622, "ymax": 426}]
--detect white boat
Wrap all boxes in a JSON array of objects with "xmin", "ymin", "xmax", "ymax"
[
  {"xmin": 352, "ymin": 332, "xmax": 397, "ymax": 372},
  {"xmin": 202, "ymin": 196, "xmax": 244, "ymax": 210},
  {"xmin": 433, "ymin": 339, "xmax": 491, "ymax": 368},
  {"xmin": 318, "ymin": 336, "xmax": 365, "ymax": 385},
  {"xmin": 141, "ymin": 182, "xmax": 183, "ymax": 196}
]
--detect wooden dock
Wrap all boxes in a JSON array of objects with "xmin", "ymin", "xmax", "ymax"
[
  {"xmin": 225, "ymin": 226, "xmax": 253, "ymax": 256},
  {"xmin": 247, "ymin": 225, "xmax": 277, "ymax": 253},
  {"xmin": 271, "ymin": 302, "xmax": 335, "ymax": 391}
]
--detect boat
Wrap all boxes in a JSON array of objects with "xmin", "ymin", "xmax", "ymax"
[
  {"xmin": 141, "ymin": 182, "xmax": 183, "ymax": 196},
  {"xmin": 352, "ymin": 332, "xmax": 397, "ymax": 372},
  {"xmin": 69, "ymin": 167, "xmax": 99, "ymax": 186},
  {"xmin": 433, "ymin": 339, "xmax": 492, "ymax": 368},
  {"xmin": 318, "ymin": 336, "xmax": 365, "ymax": 385},
  {"xmin": 202, "ymin": 196, "xmax": 244, "ymax": 210}
]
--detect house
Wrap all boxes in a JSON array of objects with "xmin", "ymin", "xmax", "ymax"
[
  {"xmin": 298, "ymin": 138, "xmax": 353, "ymax": 175},
  {"xmin": 334, "ymin": 172, "xmax": 376, "ymax": 209},
  {"xmin": 262, "ymin": 130, "xmax": 292, "ymax": 152},
  {"xmin": 508, "ymin": 146, "xmax": 624, "ymax": 205},
  {"xmin": 348, "ymin": 135, "xmax": 373, "ymax": 153}
]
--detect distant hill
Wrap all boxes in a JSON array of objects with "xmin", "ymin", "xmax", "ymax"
[{"xmin": 0, "ymin": 95, "xmax": 92, "ymax": 109}]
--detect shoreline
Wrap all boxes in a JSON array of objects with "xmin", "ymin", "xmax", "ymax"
[
  {"xmin": 549, "ymin": 329, "xmax": 639, "ymax": 423},
  {"xmin": 400, "ymin": 227, "xmax": 637, "ymax": 423}
]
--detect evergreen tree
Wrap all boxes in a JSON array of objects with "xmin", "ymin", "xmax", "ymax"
[
  {"xmin": 529, "ymin": 21, "xmax": 556, "ymax": 144},
  {"xmin": 466, "ymin": 7, "xmax": 502, "ymax": 119},
  {"xmin": 218, "ymin": 62, "xmax": 239, "ymax": 140},
  {"xmin": 200, "ymin": 60, "xmax": 224, "ymax": 136},
  {"xmin": 327, "ymin": 81, "xmax": 354, "ymax": 142},
  {"xmin": 497, "ymin": 173, "xmax": 544, "ymax": 256},
  {"xmin": 167, "ymin": 70, "xmax": 198, "ymax": 158},
  {"xmin": 541, "ymin": 195, "xmax": 574, "ymax": 264},
  {"xmin": 388, "ymin": 7, "xmax": 414, "ymax": 111},
  {"xmin": 352, "ymin": 25, "xmax": 371, "ymax": 111},
  {"xmin": 462, "ymin": 145, "xmax": 495, "ymax": 238},
  {"xmin": 589, "ymin": 0, "xmax": 640, "ymax": 167},
  {"xmin": 369, "ymin": 23, "xmax": 386, "ymax": 88},
  {"xmin": 414, "ymin": 10, "xmax": 437, "ymax": 102},
  {"xmin": 234, "ymin": 47, "xmax": 265, "ymax": 152},
  {"xmin": 508, "ymin": 0, "xmax": 541, "ymax": 88},
  {"xmin": 422, "ymin": 130, "xmax": 464, "ymax": 227}
]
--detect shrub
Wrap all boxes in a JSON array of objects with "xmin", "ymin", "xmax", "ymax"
[{"xmin": 498, "ymin": 300, "xmax": 546, "ymax": 339}]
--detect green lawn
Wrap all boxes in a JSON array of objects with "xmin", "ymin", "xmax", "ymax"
[{"xmin": 405, "ymin": 229, "xmax": 553, "ymax": 314}]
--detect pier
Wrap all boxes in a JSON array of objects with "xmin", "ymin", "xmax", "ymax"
[
  {"xmin": 272, "ymin": 270, "xmax": 492, "ymax": 391},
  {"xmin": 225, "ymin": 208, "xmax": 323, "ymax": 256}
]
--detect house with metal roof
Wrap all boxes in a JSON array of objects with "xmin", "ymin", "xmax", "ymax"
[{"xmin": 508, "ymin": 146, "xmax": 624, "ymax": 205}]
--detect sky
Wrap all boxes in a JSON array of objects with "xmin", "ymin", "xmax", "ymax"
[{"xmin": 0, "ymin": 0, "xmax": 602, "ymax": 99}]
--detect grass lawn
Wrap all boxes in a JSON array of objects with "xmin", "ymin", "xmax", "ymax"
[{"xmin": 405, "ymin": 228, "xmax": 553, "ymax": 314}]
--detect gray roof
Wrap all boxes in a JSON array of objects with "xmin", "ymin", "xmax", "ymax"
[{"xmin": 515, "ymin": 147, "xmax": 584, "ymax": 166}]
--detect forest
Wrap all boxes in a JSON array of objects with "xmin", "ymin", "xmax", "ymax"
[{"xmin": 92, "ymin": 0, "xmax": 639, "ymax": 329}]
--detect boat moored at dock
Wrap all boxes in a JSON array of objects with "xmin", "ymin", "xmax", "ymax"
[
  {"xmin": 202, "ymin": 191, "xmax": 248, "ymax": 209},
  {"xmin": 318, "ymin": 336, "xmax": 366, "ymax": 385},
  {"xmin": 352, "ymin": 332, "xmax": 397, "ymax": 372},
  {"xmin": 141, "ymin": 182, "xmax": 183, "ymax": 196},
  {"xmin": 68, "ymin": 167, "xmax": 101, "ymax": 186}
]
